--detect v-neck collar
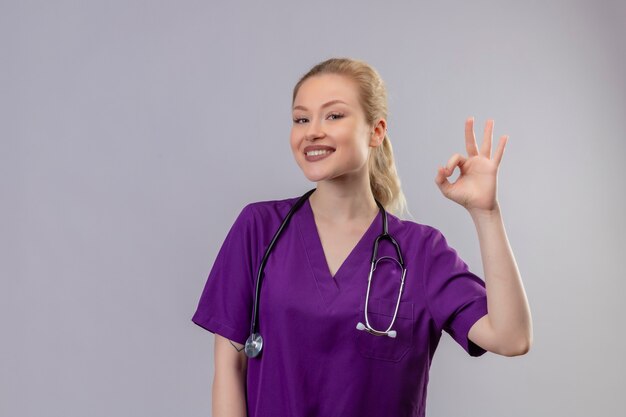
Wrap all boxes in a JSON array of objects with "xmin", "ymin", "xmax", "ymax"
[{"xmin": 295, "ymin": 196, "xmax": 382, "ymax": 307}]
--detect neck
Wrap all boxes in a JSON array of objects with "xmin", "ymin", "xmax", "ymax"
[{"xmin": 308, "ymin": 178, "xmax": 379, "ymax": 224}]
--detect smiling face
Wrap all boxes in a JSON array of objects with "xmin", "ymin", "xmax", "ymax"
[{"xmin": 290, "ymin": 73, "xmax": 380, "ymax": 183}]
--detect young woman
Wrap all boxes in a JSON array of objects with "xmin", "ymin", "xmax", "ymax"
[{"xmin": 192, "ymin": 57, "xmax": 532, "ymax": 417}]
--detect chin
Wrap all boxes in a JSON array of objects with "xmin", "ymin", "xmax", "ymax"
[
  {"xmin": 301, "ymin": 171, "xmax": 329, "ymax": 183},
  {"xmin": 302, "ymin": 165, "xmax": 339, "ymax": 181},
  {"xmin": 295, "ymin": 160, "xmax": 326, "ymax": 182}
]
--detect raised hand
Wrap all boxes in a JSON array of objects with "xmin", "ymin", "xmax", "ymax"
[{"xmin": 434, "ymin": 117, "xmax": 508, "ymax": 214}]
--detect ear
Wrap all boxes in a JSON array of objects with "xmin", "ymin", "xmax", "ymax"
[{"xmin": 369, "ymin": 118, "xmax": 387, "ymax": 147}]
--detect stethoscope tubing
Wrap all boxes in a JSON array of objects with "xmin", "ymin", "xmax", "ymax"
[
  {"xmin": 245, "ymin": 187, "xmax": 407, "ymax": 358},
  {"xmin": 249, "ymin": 188, "xmax": 316, "ymax": 339}
]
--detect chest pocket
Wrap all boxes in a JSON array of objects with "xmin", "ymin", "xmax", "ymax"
[{"xmin": 354, "ymin": 295, "xmax": 415, "ymax": 362}]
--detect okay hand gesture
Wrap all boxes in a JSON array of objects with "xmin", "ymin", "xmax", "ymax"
[{"xmin": 435, "ymin": 117, "xmax": 508, "ymax": 214}]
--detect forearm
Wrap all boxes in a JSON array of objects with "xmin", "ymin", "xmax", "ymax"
[
  {"xmin": 213, "ymin": 367, "xmax": 248, "ymax": 417},
  {"xmin": 469, "ymin": 203, "xmax": 533, "ymax": 353}
]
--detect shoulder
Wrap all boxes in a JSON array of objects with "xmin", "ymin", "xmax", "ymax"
[
  {"xmin": 232, "ymin": 194, "xmax": 303, "ymax": 237},
  {"xmin": 387, "ymin": 211, "xmax": 442, "ymax": 248},
  {"xmin": 386, "ymin": 213, "xmax": 462, "ymax": 263},
  {"xmin": 241, "ymin": 195, "xmax": 301, "ymax": 221}
]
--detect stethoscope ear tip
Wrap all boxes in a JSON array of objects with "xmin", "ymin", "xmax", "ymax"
[{"xmin": 356, "ymin": 322, "xmax": 397, "ymax": 338}]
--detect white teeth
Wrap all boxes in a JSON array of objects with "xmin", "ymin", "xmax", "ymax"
[{"xmin": 306, "ymin": 149, "xmax": 333, "ymax": 156}]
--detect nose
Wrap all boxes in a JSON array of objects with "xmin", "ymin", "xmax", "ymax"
[{"xmin": 304, "ymin": 117, "xmax": 326, "ymax": 141}]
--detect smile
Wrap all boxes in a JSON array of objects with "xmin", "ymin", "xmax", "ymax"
[{"xmin": 304, "ymin": 149, "xmax": 334, "ymax": 162}]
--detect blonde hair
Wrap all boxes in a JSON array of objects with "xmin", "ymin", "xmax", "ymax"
[{"xmin": 292, "ymin": 57, "xmax": 412, "ymax": 220}]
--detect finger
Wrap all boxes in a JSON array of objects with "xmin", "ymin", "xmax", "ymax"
[
  {"xmin": 435, "ymin": 165, "xmax": 451, "ymax": 193},
  {"xmin": 465, "ymin": 117, "xmax": 479, "ymax": 156},
  {"xmin": 481, "ymin": 119, "xmax": 494, "ymax": 159},
  {"xmin": 445, "ymin": 153, "xmax": 466, "ymax": 174},
  {"xmin": 493, "ymin": 135, "xmax": 508, "ymax": 166}
]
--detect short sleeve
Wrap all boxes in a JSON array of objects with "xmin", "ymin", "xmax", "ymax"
[
  {"xmin": 423, "ymin": 228, "xmax": 489, "ymax": 357},
  {"xmin": 191, "ymin": 204, "xmax": 258, "ymax": 345}
]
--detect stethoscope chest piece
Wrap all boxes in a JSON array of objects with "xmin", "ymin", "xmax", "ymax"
[{"xmin": 245, "ymin": 332, "xmax": 263, "ymax": 358}]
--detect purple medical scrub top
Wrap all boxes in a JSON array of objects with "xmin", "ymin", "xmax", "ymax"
[{"xmin": 191, "ymin": 195, "xmax": 489, "ymax": 417}]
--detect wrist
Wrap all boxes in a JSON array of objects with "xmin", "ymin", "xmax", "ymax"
[{"xmin": 468, "ymin": 202, "xmax": 502, "ymax": 221}]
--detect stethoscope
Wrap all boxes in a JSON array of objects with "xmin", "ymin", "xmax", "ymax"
[{"xmin": 244, "ymin": 187, "xmax": 408, "ymax": 358}]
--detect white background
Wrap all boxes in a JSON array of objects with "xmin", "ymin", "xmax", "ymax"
[{"xmin": 2, "ymin": 0, "xmax": 625, "ymax": 416}]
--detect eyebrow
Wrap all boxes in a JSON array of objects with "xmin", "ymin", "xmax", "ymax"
[{"xmin": 292, "ymin": 99, "xmax": 349, "ymax": 111}]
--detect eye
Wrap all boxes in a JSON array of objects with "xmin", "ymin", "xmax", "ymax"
[{"xmin": 292, "ymin": 113, "xmax": 345, "ymax": 124}]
